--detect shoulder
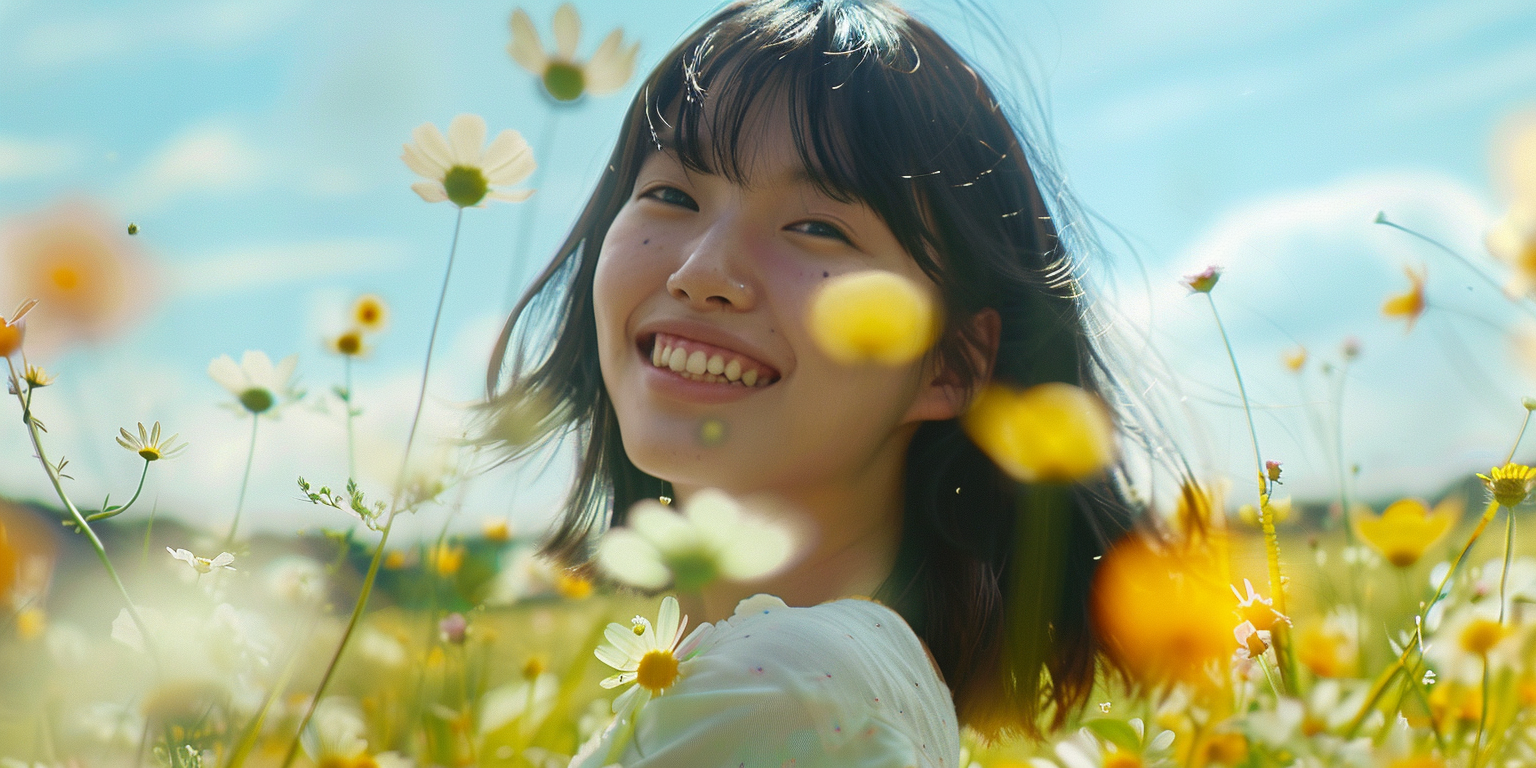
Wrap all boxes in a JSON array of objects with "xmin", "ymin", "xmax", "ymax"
[{"xmin": 613, "ymin": 595, "xmax": 961, "ymax": 768}]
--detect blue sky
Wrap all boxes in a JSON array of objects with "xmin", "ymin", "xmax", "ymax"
[{"xmin": 3, "ymin": 0, "xmax": 1536, "ymax": 537}]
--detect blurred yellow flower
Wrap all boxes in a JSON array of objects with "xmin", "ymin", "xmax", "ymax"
[
  {"xmin": 1478, "ymin": 463, "xmax": 1536, "ymax": 508},
  {"xmin": 15, "ymin": 606, "xmax": 46, "ymax": 640},
  {"xmin": 807, "ymin": 270, "xmax": 936, "ymax": 365},
  {"xmin": 0, "ymin": 299, "xmax": 37, "ymax": 359},
  {"xmin": 509, "ymin": 4, "xmax": 640, "ymax": 102},
  {"xmin": 1381, "ymin": 265, "xmax": 1426, "ymax": 331},
  {"xmin": 383, "ymin": 550, "xmax": 409, "ymax": 570},
  {"xmin": 352, "ymin": 294, "xmax": 388, "ymax": 333},
  {"xmin": 0, "ymin": 521, "xmax": 15, "ymax": 607},
  {"xmin": 1352, "ymin": 496, "xmax": 1459, "ymax": 568},
  {"xmin": 116, "ymin": 421, "xmax": 188, "ymax": 462},
  {"xmin": 402, "ymin": 114, "xmax": 535, "ymax": 208},
  {"xmin": 432, "ymin": 544, "xmax": 466, "ymax": 577},
  {"xmin": 329, "ymin": 329, "xmax": 367, "ymax": 357},
  {"xmin": 1092, "ymin": 536, "xmax": 1234, "ymax": 687},
  {"xmin": 482, "ymin": 518, "xmax": 512, "ymax": 542},
  {"xmin": 555, "ymin": 570, "xmax": 593, "ymax": 600},
  {"xmin": 1487, "ymin": 113, "xmax": 1536, "ymax": 298},
  {"xmin": 1296, "ymin": 610, "xmax": 1358, "ymax": 679},
  {"xmin": 0, "ymin": 200, "xmax": 155, "ymax": 354},
  {"xmin": 964, "ymin": 382, "xmax": 1117, "ymax": 484},
  {"xmin": 1238, "ymin": 496, "xmax": 1291, "ymax": 528},
  {"xmin": 1282, "ymin": 346, "xmax": 1307, "ymax": 373}
]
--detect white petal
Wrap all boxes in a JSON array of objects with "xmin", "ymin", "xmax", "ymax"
[
  {"xmin": 551, "ymin": 3, "xmax": 580, "ymax": 62},
  {"xmin": 596, "ymin": 528, "xmax": 670, "ymax": 589},
  {"xmin": 585, "ymin": 32, "xmax": 637, "ymax": 96},
  {"xmin": 485, "ymin": 188, "xmax": 535, "ymax": 203},
  {"xmin": 447, "ymin": 114, "xmax": 488, "ymax": 167},
  {"xmin": 111, "ymin": 608, "xmax": 145, "ymax": 653},
  {"xmin": 401, "ymin": 142, "xmax": 446, "ymax": 180},
  {"xmin": 168, "ymin": 547, "xmax": 194, "ymax": 564},
  {"xmin": 676, "ymin": 622, "xmax": 715, "ymax": 659},
  {"xmin": 611, "ymin": 683, "xmax": 647, "ymax": 719},
  {"xmin": 274, "ymin": 354, "xmax": 298, "ymax": 390},
  {"xmin": 720, "ymin": 520, "xmax": 795, "ymax": 581},
  {"xmin": 599, "ymin": 672, "xmax": 633, "ymax": 689},
  {"xmin": 629, "ymin": 504, "xmax": 698, "ymax": 551},
  {"xmin": 602, "ymin": 622, "xmax": 648, "ymax": 660},
  {"xmin": 211, "ymin": 552, "xmax": 236, "ymax": 569},
  {"xmin": 1150, "ymin": 730, "xmax": 1176, "ymax": 751},
  {"xmin": 594, "ymin": 643, "xmax": 636, "ymax": 672},
  {"xmin": 507, "ymin": 8, "xmax": 547, "ymax": 75},
  {"xmin": 242, "ymin": 350, "xmax": 276, "ymax": 387},
  {"xmin": 1054, "ymin": 739, "xmax": 1098, "ymax": 768},
  {"xmin": 481, "ymin": 130, "xmax": 533, "ymax": 178},
  {"xmin": 412, "ymin": 181, "xmax": 449, "ymax": 203},
  {"xmin": 656, "ymin": 596, "xmax": 680, "ymax": 649},
  {"xmin": 411, "ymin": 122, "xmax": 455, "ymax": 170},
  {"xmin": 686, "ymin": 488, "xmax": 740, "ymax": 538},
  {"xmin": 207, "ymin": 355, "xmax": 246, "ymax": 395}
]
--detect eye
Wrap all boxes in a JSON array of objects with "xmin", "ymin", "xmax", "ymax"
[
  {"xmin": 787, "ymin": 219, "xmax": 853, "ymax": 245},
  {"xmin": 641, "ymin": 185, "xmax": 699, "ymax": 211}
]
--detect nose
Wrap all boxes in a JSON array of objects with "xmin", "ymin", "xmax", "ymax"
[{"xmin": 665, "ymin": 221, "xmax": 757, "ymax": 311}]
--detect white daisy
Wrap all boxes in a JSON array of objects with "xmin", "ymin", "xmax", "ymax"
[
  {"xmin": 401, "ymin": 114, "xmax": 535, "ymax": 208},
  {"xmin": 207, "ymin": 350, "xmax": 300, "ymax": 417},
  {"xmin": 508, "ymin": 4, "xmax": 639, "ymax": 102},
  {"xmin": 167, "ymin": 547, "xmax": 235, "ymax": 574},
  {"xmin": 593, "ymin": 595, "xmax": 714, "ymax": 724},
  {"xmin": 115, "ymin": 421, "xmax": 187, "ymax": 462},
  {"xmin": 596, "ymin": 489, "xmax": 797, "ymax": 591}
]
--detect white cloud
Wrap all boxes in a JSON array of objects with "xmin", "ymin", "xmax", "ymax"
[
  {"xmin": 1109, "ymin": 172, "xmax": 1526, "ymax": 506},
  {"xmin": 0, "ymin": 135, "xmax": 81, "ymax": 180},
  {"xmin": 169, "ymin": 238, "xmax": 407, "ymax": 298},
  {"xmin": 127, "ymin": 122, "xmax": 264, "ymax": 208},
  {"xmin": 15, "ymin": 0, "xmax": 304, "ymax": 68}
]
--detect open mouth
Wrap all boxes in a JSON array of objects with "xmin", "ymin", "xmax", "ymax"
[{"xmin": 643, "ymin": 332, "xmax": 781, "ymax": 387}]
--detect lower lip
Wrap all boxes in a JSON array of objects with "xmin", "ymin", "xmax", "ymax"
[{"xmin": 637, "ymin": 348, "xmax": 770, "ymax": 404}]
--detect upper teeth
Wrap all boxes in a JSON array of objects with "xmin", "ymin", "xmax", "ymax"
[{"xmin": 650, "ymin": 338, "xmax": 772, "ymax": 387}]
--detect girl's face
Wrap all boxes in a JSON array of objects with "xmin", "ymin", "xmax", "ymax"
[{"xmin": 592, "ymin": 108, "xmax": 960, "ymax": 497}]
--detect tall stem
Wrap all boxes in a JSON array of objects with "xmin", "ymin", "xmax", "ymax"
[
  {"xmin": 344, "ymin": 355, "xmax": 356, "ymax": 481},
  {"xmin": 401, "ymin": 207, "xmax": 463, "ymax": 489},
  {"xmin": 1376, "ymin": 213, "xmax": 1536, "ymax": 324},
  {"xmin": 503, "ymin": 108, "xmax": 561, "ymax": 311},
  {"xmin": 86, "ymin": 461, "xmax": 149, "ymax": 522},
  {"xmin": 224, "ymin": 414, "xmax": 260, "ymax": 547},
  {"xmin": 6, "ymin": 359, "xmax": 159, "ymax": 669}
]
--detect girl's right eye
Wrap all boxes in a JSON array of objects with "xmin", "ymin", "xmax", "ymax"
[{"xmin": 641, "ymin": 185, "xmax": 699, "ymax": 211}]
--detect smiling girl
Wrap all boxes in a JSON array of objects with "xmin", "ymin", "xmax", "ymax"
[{"xmin": 485, "ymin": 0, "xmax": 1142, "ymax": 764}]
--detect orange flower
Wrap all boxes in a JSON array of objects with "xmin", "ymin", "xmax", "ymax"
[
  {"xmin": 1381, "ymin": 265, "xmax": 1426, "ymax": 331},
  {"xmin": 0, "ymin": 299, "xmax": 37, "ymax": 359},
  {"xmin": 0, "ymin": 200, "xmax": 155, "ymax": 355},
  {"xmin": 1092, "ymin": 536, "xmax": 1234, "ymax": 687}
]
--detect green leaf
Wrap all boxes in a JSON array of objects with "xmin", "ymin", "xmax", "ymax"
[{"xmin": 1085, "ymin": 718, "xmax": 1142, "ymax": 753}]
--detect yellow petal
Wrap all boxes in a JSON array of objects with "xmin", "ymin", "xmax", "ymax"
[
  {"xmin": 963, "ymin": 382, "xmax": 1117, "ymax": 484},
  {"xmin": 806, "ymin": 270, "xmax": 936, "ymax": 365}
]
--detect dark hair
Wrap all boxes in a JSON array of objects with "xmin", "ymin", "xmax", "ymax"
[{"xmin": 485, "ymin": 0, "xmax": 1143, "ymax": 740}]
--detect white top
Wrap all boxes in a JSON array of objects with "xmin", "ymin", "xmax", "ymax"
[{"xmin": 572, "ymin": 594, "xmax": 962, "ymax": 768}]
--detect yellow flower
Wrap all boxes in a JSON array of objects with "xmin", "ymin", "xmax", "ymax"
[
  {"xmin": 1478, "ymin": 463, "xmax": 1536, "ymax": 508},
  {"xmin": 116, "ymin": 421, "xmax": 188, "ymax": 462},
  {"xmin": 0, "ymin": 299, "xmax": 37, "ymax": 359},
  {"xmin": 15, "ymin": 606, "xmax": 46, "ymax": 640},
  {"xmin": 0, "ymin": 201, "xmax": 154, "ymax": 354},
  {"xmin": 382, "ymin": 550, "xmax": 409, "ymax": 570},
  {"xmin": 806, "ymin": 270, "xmax": 936, "ymax": 365},
  {"xmin": 21, "ymin": 363, "xmax": 54, "ymax": 388},
  {"xmin": 964, "ymin": 382, "xmax": 1117, "ymax": 484},
  {"xmin": 352, "ymin": 294, "xmax": 388, "ymax": 333},
  {"xmin": 1486, "ymin": 113, "xmax": 1536, "ymax": 297},
  {"xmin": 1174, "ymin": 478, "xmax": 1221, "ymax": 540},
  {"xmin": 508, "ymin": 3, "xmax": 640, "ymax": 102},
  {"xmin": 1352, "ymin": 496, "xmax": 1458, "ymax": 567},
  {"xmin": 1282, "ymin": 346, "xmax": 1307, "ymax": 373},
  {"xmin": 482, "ymin": 518, "xmax": 512, "ymax": 542},
  {"xmin": 1091, "ymin": 536, "xmax": 1234, "ymax": 687},
  {"xmin": 432, "ymin": 544, "xmax": 466, "ymax": 577},
  {"xmin": 1296, "ymin": 610, "xmax": 1358, "ymax": 678},
  {"xmin": 555, "ymin": 570, "xmax": 593, "ymax": 600},
  {"xmin": 401, "ymin": 114, "xmax": 535, "ymax": 208},
  {"xmin": 1381, "ymin": 265, "xmax": 1426, "ymax": 331},
  {"xmin": 0, "ymin": 520, "xmax": 15, "ymax": 608},
  {"xmin": 329, "ymin": 329, "xmax": 367, "ymax": 357},
  {"xmin": 1238, "ymin": 496, "xmax": 1291, "ymax": 527},
  {"xmin": 1458, "ymin": 617, "xmax": 1510, "ymax": 657}
]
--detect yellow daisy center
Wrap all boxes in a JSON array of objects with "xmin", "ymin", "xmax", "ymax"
[
  {"xmin": 636, "ymin": 648, "xmax": 680, "ymax": 693},
  {"xmin": 1103, "ymin": 753, "xmax": 1143, "ymax": 768},
  {"xmin": 443, "ymin": 165, "xmax": 489, "ymax": 208},
  {"xmin": 336, "ymin": 331, "xmax": 363, "ymax": 356},
  {"xmin": 139, "ymin": 447, "xmax": 162, "ymax": 461},
  {"xmin": 1459, "ymin": 618, "xmax": 1508, "ymax": 656}
]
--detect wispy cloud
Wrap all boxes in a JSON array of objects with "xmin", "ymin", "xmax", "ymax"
[
  {"xmin": 0, "ymin": 135, "xmax": 80, "ymax": 181},
  {"xmin": 126, "ymin": 122, "xmax": 264, "ymax": 208},
  {"xmin": 169, "ymin": 238, "xmax": 408, "ymax": 298},
  {"xmin": 14, "ymin": 0, "xmax": 304, "ymax": 68}
]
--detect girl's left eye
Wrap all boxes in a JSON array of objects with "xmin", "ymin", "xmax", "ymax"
[{"xmin": 787, "ymin": 219, "xmax": 853, "ymax": 245}]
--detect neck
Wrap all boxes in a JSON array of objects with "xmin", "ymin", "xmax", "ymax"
[{"xmin": 674, "ymin": 423, "xmax": 915, "ymax": 625}]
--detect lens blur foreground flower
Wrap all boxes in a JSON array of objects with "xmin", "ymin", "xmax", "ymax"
[
  {"xmin": 1092, "ymin": 537, "xmax": 1235, "ymax": 688},
  {"xmin": 352, "ymin": 294, "xmax": 388, "ymax": 333},
  {"xmin": 1381, "ymin": 265, "xmax": 1427, "ymax": 331},
  {"xmin": 596, "ymin": 489, "xmax": 797, "ymax": 592},
  {"xmin": 963, "ymin": 382, "xmax": 1117, "ymax": 484},
  {"xmin": 0, "ymin": 200, "xmax": 155, "ymax": 355},
  {"xmin": 807, "ymin": 270, "xmax": 937, "ymax": 365},
  {"xmin": 208, "ymin": 350, "xmax": 300, "ymax": 417},
  {"xmin": 594, "ymin": 596, "xmax": 714, "ymax": 724},
  {"xmin": 508, "ymin": 3, "xmax": 640, "ymax": 102},
  {"xmin": 0, "ymin": 299, "xmax": 37, "ymax": 359},
  {"xmin": 402, "ymin": 114, "xmax": 535, "ymax": 208},
  {"xmin": 1353, "ymin": 496, "xmax": 1459, "ymax": 568}
]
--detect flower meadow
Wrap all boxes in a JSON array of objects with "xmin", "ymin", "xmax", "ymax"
[{"xmin": 3, "ymin": 5, "xmax": 1536, "ymax": 768}]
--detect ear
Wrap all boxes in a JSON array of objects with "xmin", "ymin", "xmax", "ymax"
[{"xmin": 901, "ymin": 308, "xmax": 1002, "ymax": 423}]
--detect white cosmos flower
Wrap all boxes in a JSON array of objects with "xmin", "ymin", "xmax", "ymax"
[
  {"xmin": 167, "ymin": 547, "xmax": 235, "ymax": 574},
  {"xmin": 593, "ymin": 595, "xmax": 713, "ymax": 725},
  {"xmin": 508, "ymin": 3, "xmax": 639, "ymax": 102},
  {"xmin": 596, "ymin": 489, "xmax": 797, "ymax": 591},
  {"xmin": 207, "ymin": 350, "xmax": 300, "ymax": 417},
  {"xmin": 401, "ymin": 114, "xmax": 534, "ymax": 208}
]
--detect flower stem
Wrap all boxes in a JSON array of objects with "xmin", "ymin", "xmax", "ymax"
[
  {"xmin": 85, "ymin": 460, "xmax": 149, "ymax": 522},
  {"xmin": 1203, "ymin": 294, "xmax": 1294, "ymax": 691},
  {"xmin": 224, "ymin": 414, "xmax": 260, "ymax": 547},
  {"xmin": 503, "ymin": 108, "xmax": 560, "ymax": 311},
  {"xmin": 279, "ymin": 513, "xmax": 395, "ymax": 768},
  {"xmin": 1375, "ymin": 212, "xmax": 1536, "ymax": 324},
  {"xmin": 400, "ymin": 207, "xmax": 463, "ymax": 490},
  {"xmin": 5, "ymin": 359, "xmax": 160, "ymax": 670},
  {"xmin": 1504, "ymin": 408, "xmax": 1532, "ymax": 465},
  {"xmin": 344, "ymin": 355, "xmax": 356, "ymax": 482}
]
